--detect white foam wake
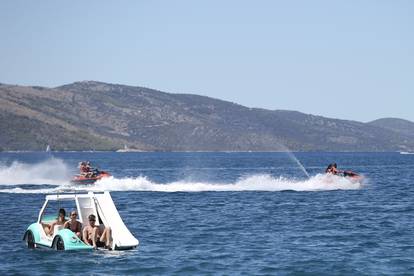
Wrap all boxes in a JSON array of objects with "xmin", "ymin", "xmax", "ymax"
[
  {"xmin": 0, "ymin": 171, "xmax": 363, "ymax": 194},
  {"xmin": 0, "ymin": 186, "xmax": 64, "ymax": 194},
  {"xmin": 81, "ymin": 173, "xmax": 363, "ymax": 193},
  {"xmin": 0, "ymin": 158, "xmax": 71, "ymax": 185}
]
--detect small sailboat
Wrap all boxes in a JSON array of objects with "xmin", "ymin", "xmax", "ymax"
[
  {"xmin": 116, "ymin": 144, "xmax": 129, "ymax": 152},
  {"xmin": 46, "ymin": 145, "xmax": 51, "ymax": 152},
  {"xmin": 116, "ymin": 144, "xmax": 141, "ymax": 152}
]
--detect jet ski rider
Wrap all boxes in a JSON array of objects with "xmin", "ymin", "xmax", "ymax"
[
  {"xmin": 325, "ymin": 163, "xmax": 340, "ymax": 175},
  {"xmin": 79, "ymin": 161, "xmax": 94, "ymax": 178}
]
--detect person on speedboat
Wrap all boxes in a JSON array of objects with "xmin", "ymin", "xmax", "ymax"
[
  {"xmin": 83, "ymin": 214, "xmax": 112, "ymax": 250},
  {"xmin": 42, "ymin": 208, "xmax": 67, "ymax": 236},
  {"xmin": 64, "ymin": 210, "xmax": 82, "ymax": 239},
  {"xmin": 325, "ymin": 163, "xmax": 340, "ymax": 175}
]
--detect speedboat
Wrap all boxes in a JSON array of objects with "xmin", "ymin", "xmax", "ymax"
[
  {"xmin": 23, "ymin": 191, "xmax": 139, "ymax": 251},
  {"xmin": 71, "ymin": 170, "xmax": 111, "ymax": 185}
]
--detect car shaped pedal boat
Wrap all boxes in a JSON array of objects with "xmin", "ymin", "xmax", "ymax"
[{"xmin": 23, "ymin": 191, "xmax": 139, "ymax": 251}]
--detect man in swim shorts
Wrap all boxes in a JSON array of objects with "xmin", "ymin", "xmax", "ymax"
[{"xmin": 83, "ymin": 214, "xmax": 112, "ymax": 249}]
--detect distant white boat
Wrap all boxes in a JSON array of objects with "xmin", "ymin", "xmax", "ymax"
[
  {"xmin": 400, "ymin": 151, "xmax": 414, "ymax": 155},
  {"xmin": 116, "ymin": 144, "xmax": 141, "ymax": 152},
  {"xmin": 46, "ymin": 145, "xmax": 51, "ymax": 152}
]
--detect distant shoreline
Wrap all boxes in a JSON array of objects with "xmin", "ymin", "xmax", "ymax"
[{"xmin": 0, "ymin": 150, "xmax": 406, "ymax": 153}]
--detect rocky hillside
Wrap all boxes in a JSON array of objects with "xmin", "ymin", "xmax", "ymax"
[
  {"xmin": 368, "ymin": 118, "xmax": 414, "ymax": 138},
  {"xmin": 0, "ymin": 81, "xmax": 413, "ymax": 151}
]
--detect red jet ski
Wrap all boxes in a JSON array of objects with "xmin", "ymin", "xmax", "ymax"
[
  {"xmin": 326, "ymin": 163, "xmax": 363, "ymax": 182},
  {"xmin": 341, "ymin": 170, "xmax": 363, "ymax": 182},
  {"xmin": 71, "ymin": 170, "xmax": 111, "ymax": 185}
]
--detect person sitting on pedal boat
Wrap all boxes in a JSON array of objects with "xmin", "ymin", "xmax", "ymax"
[
  {"xmin": 42, "ymin": 208, "xmax": 67, "ymax": 236},
  {"xmin": 83, "ymin": 214, "xmax": 112, "ymax": 249},
  {"xmin": 64, "ymin": 210, "xmax": 82, "ymax": 239}
]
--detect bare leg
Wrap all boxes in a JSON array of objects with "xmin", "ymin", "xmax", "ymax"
[
  {"xmin": 48, "ymin": 222, "xmax": 56, "ymax": 236},
  {"xmin": 91, "ymin": 227, "xmax": 98, "ymax": 248},
  {"xmin": 42, "ymin": 223, "xmax": 51, "ymax": 236},
  {"xmin": 100, "ymin": 227, "xmax": 112, "ymax": 247}
]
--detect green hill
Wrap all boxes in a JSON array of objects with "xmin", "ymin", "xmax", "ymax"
[{"xmin": 0, "ymin": 81, "xmax": 413, "ymax": 151}]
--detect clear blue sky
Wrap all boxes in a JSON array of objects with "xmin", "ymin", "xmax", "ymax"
[{"xmin": 1, "ymin": 0, "xmax": 413, "ymax": 122}]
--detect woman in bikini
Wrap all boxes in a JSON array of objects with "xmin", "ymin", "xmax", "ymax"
[
  {"xmin": 64, "ymin": 210, "xmax": 82, "ymax": 239},
  {"xmin": 42, "ymin": 208, "xmax": 67, "ymax": 236}
]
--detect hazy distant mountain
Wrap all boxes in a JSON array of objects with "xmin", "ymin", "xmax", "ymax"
[
  {"xmin": 1, "ymin": 81, "xmax": 413, "ymax": 152},
  {"xmin": 368, "ymin": 118, "xmax": 414, "ymax": 138}
]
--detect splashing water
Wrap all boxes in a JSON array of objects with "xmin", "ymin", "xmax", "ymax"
[
  {"xmin": 0, "ymin": 173, "xmax": 363, "ymax": 194},
  {"xmin": 275, "ymin": 142, "xmax": 310, "ymax": 178},
  {"xmin": 91, "ymin": 174, "xmax": 360, "ymax": 192},
  {"xmin": 0, "ymin": 158, "xmax": 71, "ymax": 185},
  {"xmin": 284, "ymin": 151, "xmax": 310, "ymax": 178}
]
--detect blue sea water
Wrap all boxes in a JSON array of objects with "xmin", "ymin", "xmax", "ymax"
[{"xmin": 0, "ymin": 152, "xmax": 413, "ymax": 275}]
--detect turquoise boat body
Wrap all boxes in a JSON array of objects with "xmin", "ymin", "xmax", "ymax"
[
  {"xmin": 24, "ymin": 223, "xmax": 92, "ymax": 251},
  {"xmin": 54, "ymin": 229, "xmax": 92, "ymax": 250}
]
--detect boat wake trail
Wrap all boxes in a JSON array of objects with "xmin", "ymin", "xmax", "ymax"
[
  {"xmin": 0, "ymin": 158, "xmax": 71, "ymax": 187},
  {"xmin": 0, "ymin": 171, "xmax": 363, "ymax": 194},
  {"xmin": 86, "ymin": 173, "xmax": 363, "ymax": 192}
]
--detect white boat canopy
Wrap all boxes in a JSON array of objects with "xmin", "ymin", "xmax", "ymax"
[{"xmin": 40, "ymin": 191, "xmax": 138, "ymax": 250}]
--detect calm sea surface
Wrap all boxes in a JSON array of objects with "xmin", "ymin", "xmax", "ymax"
[{"xmin": 0, "ymin": 152, "xmax": 413, "ymax": 275}]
